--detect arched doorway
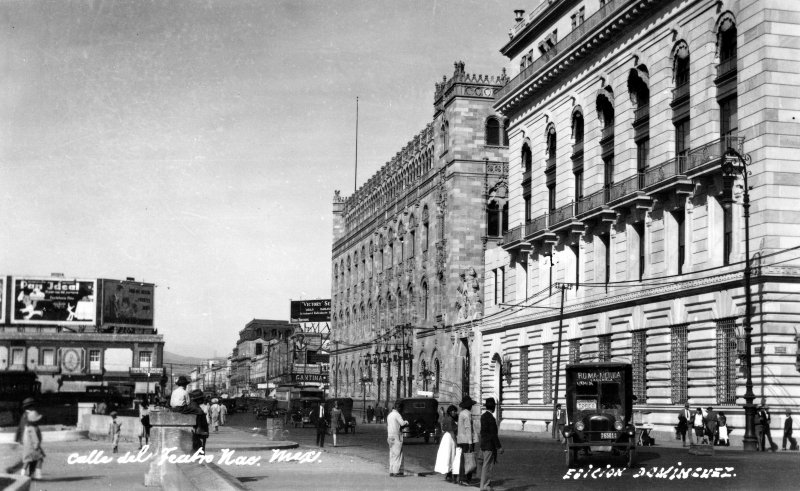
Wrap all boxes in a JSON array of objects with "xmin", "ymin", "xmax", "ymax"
[{"xmin": 492, "ymin": 353, "xmax": 503, "ymax": 421}]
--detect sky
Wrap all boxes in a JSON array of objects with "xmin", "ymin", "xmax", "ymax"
[{"xmin": 0, "ymin": 0, "xmax": 523, "ymax": 358}]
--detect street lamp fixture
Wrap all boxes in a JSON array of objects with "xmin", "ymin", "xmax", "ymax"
[{"xmin": 722, "ymin": 146, "xmax": 758, "ymax": 452}]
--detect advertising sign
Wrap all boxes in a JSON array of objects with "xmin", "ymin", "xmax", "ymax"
[
  {"xmin": 291, "ymin": 373, "xmax": 328, "ymax": 383},
  {"xmin": 290, "ymin": 299, "xmax": 331, "ymax": 323},
  {"xmin": 101, "ymin": 279, "xmax": 155, "ymax": 327},
  {"xmin": 291, "ymin": 332, "xmax": 325, "ymax": 352},
  {"xmin": 12, "ymin": 277, "xmax": 97, "ymax": 325}
]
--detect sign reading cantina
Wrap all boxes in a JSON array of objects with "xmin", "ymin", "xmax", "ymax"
[{"xmin": 12, "ymin": 277, "xmax": 96, "ymax": 324}]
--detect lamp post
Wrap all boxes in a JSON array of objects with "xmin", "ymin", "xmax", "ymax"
[
  {"xmin": 362, "ymin": 352, "xmax": 373, "ymax": 423},
  {"xmin": 722, "ymin": 147, "xmax": 758, "ymax": 452}
]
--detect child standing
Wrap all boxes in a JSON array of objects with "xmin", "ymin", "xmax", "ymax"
[
  {"xmin": 21, "ymin": 409, "xmax": 45, "ymax": 480},
  {"xmin": 109, "ymin": 411, "xmax": 122, "ymax": 453}
]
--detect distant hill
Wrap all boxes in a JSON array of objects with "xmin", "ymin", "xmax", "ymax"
[{"xmin": 162, "ymin": 350, "xmax": 208, "ymax": 367}]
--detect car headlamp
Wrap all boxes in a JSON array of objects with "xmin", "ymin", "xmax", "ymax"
[
  {"xmin": 614, "ymin": 420, "xmax": 624, "ymax": 431},
  {"xmin": 575, "ymin": 421, "xmax": 585, "ymax": 431}
]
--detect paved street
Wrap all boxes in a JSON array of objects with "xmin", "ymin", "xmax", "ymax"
[
  {"xmin": 227, "ymin": 411, "xmax": 800, "ymax": 490},
  {"xmin": 9, "ymin": 410, "xmax": 800, "ymax": 490}
]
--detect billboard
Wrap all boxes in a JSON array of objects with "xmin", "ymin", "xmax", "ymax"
[
  {"xmin": 101, "ymin": 279, "xmax": 155, "ymax": 327},
  {"xmin": 12, "ymin": 277, "xmax": 97, "ymax": 325},
  {"xmin": 290, "ymin": 299, "xmax": 331, "ymax": 323}
]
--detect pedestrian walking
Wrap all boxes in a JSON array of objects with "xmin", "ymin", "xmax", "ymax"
[
  {"xmin": 220, "ymin": 400, "xmax": 228, "ymax": 426},
  {"xmin": 189, "ymin": 389, "xmax": 210, "ymax": 453},
  {"xmin": 210, "ymin": 398, "xmax": 222, "ymax": 432},
  {"xmin": 692, "ymin": 407, "xmax": 706, "ymax": 444},
  {"xmin": 480, "ymin": 397, "xmax": 503, "ymax": 491},
  {"xmin": 435, "ymin": 405, "xmax": 459, "ymax": 482},
  {"xmin": 367, "ymin": 405, "xmax": 374, "ymax": 424},
  {"xmin": 331, "ymin": 401, "xmax": 345, "ymax": 447},
  {"xmin": 717, "ymin": 412, "xmax": 729, "ymax": 446},
  {"xmin": 138, "ymin": 398, "xmax": 151, "ymax": 449},
  {"xmin": 314, "ymin": 403, "xmax": 328, "ymax": 447},
  {"xmin": 555, "ymin": 403, "xmax": 566, "ymax": 443},
  {"xmin": 677, "ymin": 403, "xmax": 692, "ymax": 446},
  {"xmin": 384, "ymin": 405, "xmax": 389, "ymax": 423},
  {"xmin": 20, "ymin": 409, "xmax": 45, "ymax": 480},
  {"xmin": 705, "ymin": 407, "xmax": 719, "ymax": 445},
  {"xmin": 386, "ymin": 401, "xmax": 409, "ymax": 477},
  {"xmin": 783, "ymin": 409, "xmax": 797, "ymax": 451},
  {"xmin": 108, "ymin": 411, "xmax": 122, "ymax": 454},
  {"xmin": 758, "ymin": 404, "xmax": 777, "ymax": 452},
  {"xmin": 456, "ymin": 395, "xmax": 479, "ymax": 486}
]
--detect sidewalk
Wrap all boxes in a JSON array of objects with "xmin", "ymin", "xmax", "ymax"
[{"xmin": 18, "ymin": 424, "xmax": 297, "ymax": 491}]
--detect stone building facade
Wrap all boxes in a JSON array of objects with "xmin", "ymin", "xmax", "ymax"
[
  {"xmin": 331, "ymin": 62, "xmax": 509, "ymax": 410},
  {"xmin": 480, "ymin": 0, "xmax": 800, "ymax": 440}
]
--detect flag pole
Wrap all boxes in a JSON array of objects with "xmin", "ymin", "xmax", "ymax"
[{"xmin": 354, "ymin": 96, "xmax": 359, "ymax": 193}]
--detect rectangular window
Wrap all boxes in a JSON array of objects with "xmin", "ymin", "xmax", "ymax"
[
  {"xmin": 723, "ymin": 205, "xmax": 732, "ymax": 265},
  {"xmin": 598, "ymin": 335, "xmax": 611, "ymax": 362},
  {"xmin": 569, "ymin": 339, "xmax": 581, "ymax": 364},
  {"xmin": 720, "ymin": 96, "xmax": 738, "ymax": 137},
  {"xmin": 600, "ymin": 233, "xmax": 611, "ymax": 284},
  {"xmin": 493, "ymin": 269, "xmax": 499, "ymax": 305},
  {"xmin": 674, "ymin": 210, "xmax": 685, "ymax": 274},
  {"xmin": 500, "ymin": 267, "xmax": 506, "ymax": 303},
  {"xmin": 637, "ymin": 139, "xmax": 649, "ymax": 188},
  {"xmin": 410, "ymin": 230, "xmax": 416, "ymax": 257},
  {"xmin": 524, "ymin": 196, "xmax": 532, "ymax": 222},
  {"xmin": 676, "ymin": 119, "xmax": 689, "ymax": 172},
  {"xmin": 255, "ymin": 343, "xmax": 263, "ymax": 356},
  {"xmin": 717, "ymin": 318, "xmax": 738, "ymax": 405},
  {"xmin": 139, "ymin": 351, "xmax": 152, "ymax": 368},
  {"xmin": 89, "ymin": 349, "xmax": 101, "ymax": 372},
  {"xmin": 520, "ymin": 346, "xmax": 529, "ymax": 404},
  {"xmin": 632, "ymin": 330, "xmax": 647, "ymax": 403},
  {"xmin": 11, "ymin": 348, "xmax": 24, "ymax": 366},
  {"xmin": 671, "ymin": 324, "xmax": 689, "ymax": 404},
  {"xmin": 542, "ymin": 343, "xmax": 553, "ymax": 405},
  {"xmin": 574, "ymin": 170, "xmax": 584, "ymax": 201},
  {"xmin": 40, "ymin": 348, "xmax": 55, "ymax": 366},
  {"xmin": 548, "ymin": 184, "xmax": 556, "ymax": 213},
  {"xmin": 635, "ymin": 223, "xmax": 646, "ymax": 280}
]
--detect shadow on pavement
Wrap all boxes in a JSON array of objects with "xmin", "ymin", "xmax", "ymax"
[
  {"xmin": 237, "ymin": 475, "xmax": 270, "ymax": 482},
  {"xmin": 40, "ymin": 476, "xmax": 104, "ymax": 482}
]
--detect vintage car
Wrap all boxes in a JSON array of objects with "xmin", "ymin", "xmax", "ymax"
[
  {"xmin": 324, "ymin": 398, "xmax": 357, "ymax": 434},
  {"xmin": 562, "ymin": 362, "xmax": 637, "ymax": 468},
  {"xmin": 254, "ymin": 398, "xmax": 280, "ymax": 420},
  {"xmin": 399, "ymin": 397, "xmax": 441, "ymax": 444},
  {"xmin": 290, "ymin": 397, "xmax": 322, "ymax": 428}
]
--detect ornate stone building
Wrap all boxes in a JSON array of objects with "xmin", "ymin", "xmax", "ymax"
[
  {"xmin": 480, "ymin": 0, "xmax": 800, "ymax": 441},
  {"xmin": 331, "ymin": 62, "xmax": 509, "ymax": 410}
]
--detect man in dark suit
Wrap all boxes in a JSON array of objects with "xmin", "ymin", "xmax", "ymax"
[
  {"xmin": 759, "ymin": 404, "xmax": 777, "ymax": 451},
  {"xmin": 555, "ymin": 403, "xmax": 566, "ymax": 443},
  {"xmin": 480, "ymin": 397, "xmax": 503, "ymax": 491},
  {"xmin": 314, "ymin": 403, "xmax": 328, "ymax": 447}
]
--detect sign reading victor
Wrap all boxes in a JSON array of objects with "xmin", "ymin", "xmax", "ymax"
[
  {"xmin": 290, "ymin": 299, "xmax": 331, "ymax": 323},
  {"xmin": 12, "ymin": 277, "xmax": 96, "ymax": 324},
  {"xmin": 101, "ymin": 279, "xmax": 155, "ymax": 326}
]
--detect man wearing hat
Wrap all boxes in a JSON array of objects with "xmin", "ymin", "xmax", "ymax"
[
  {"xmin": 189, "ymin": 389, "xmax": 210, "ymax": 452},
  {"xmin": 480, "ymin": 397, "xmax": 503, "ymax": 491},
  {"xmin": 209, "ymin": 398, "xmax": 222, "ymax": 432},
  {"xmin": 14, "ymin": 397, "xmax": 37, "ymax": 445},
  {"xmin": 758, "ymin": 404, "xmax": 777, "ymax": 451},
  {"xmin": 20, "ymin": 408, "xmax": 45, "ymax": 479},
  {"xmin": 677, "ymin": 403, "xmax": 692, "ymax": 446},
  {"xmin": 457, "ymin": 395, "xmax": 479, "ymax": 485},
  {"xmin": 170, "ymin": 375, "xmax": 191, "ymax": 410}
]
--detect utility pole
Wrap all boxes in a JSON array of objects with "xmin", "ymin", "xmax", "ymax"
[{"xmin": 551, "ymin": 283, "xmax": 571, "ymax": 440}]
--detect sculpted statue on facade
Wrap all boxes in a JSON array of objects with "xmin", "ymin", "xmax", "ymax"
[{"xmin": 455, "ymin": 267, "xmax": 483, "ymax": 321}]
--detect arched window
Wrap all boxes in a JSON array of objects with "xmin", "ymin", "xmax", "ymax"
[
  {"xmin": 433, "ymin": 358, "xmax": 441, "ymax": 395},
  {"xmin": 522, "ymin": 141, "xmax": 533, "ymax": 222},
  {"xmin": 441, "ymin": 121, "xmax": 449, "ymax": 152},
  {"xmin": 522, "ymin": 142, "xmax": 532, "ymax": 173},
  {"xmin": 502, "ymin": 202, "xmax": 509, "ymax": 234},
  {"xmin": 422, "ymin": 206, "xmax": 430, "ymax": 252},
  {"xmin": 486, "ymin": 117, "xmax": 501, "ymax": 146},
  {"xmin": 422, "ymin": 282, "xmax": 429, "ymax": 320}
]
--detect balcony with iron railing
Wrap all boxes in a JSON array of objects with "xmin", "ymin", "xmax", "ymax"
[
  {"xmin": 549, "ymin": 202, "xmax": 575, "ymax": 227},
  {"xmin": 576, "ymin": 189, "xmax": 606, "ymax": 216},
  {"xmin": 684, "ymin": 135, "xmax": 743, "ymax": 174},
  {"xmin": 497, "ymin": 0, "xmax": 650, "ymax": 106},
  {"xmin": 525, "ymin": 214, "xmax": 549, "ymax": 239}
]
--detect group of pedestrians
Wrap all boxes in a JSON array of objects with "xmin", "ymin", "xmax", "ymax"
[
  {"xmin": 676, "ymin": 404, "xmax": 729, "ymax": 446},
  {"xmin": 314, "ymin": 401, "xmax": 347, "ymax": 448},
  {"xmin": 365, "ymin": 404, "xmax": 388, "ymax": 423},
  {"xmin": 385, "ymin": 395, "xmax": 501, "ymax": 490}
]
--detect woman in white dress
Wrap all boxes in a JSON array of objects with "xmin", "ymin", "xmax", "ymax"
[{"xmin": 435, "ymin": 405, "xmax": 459, "ymax": 482}]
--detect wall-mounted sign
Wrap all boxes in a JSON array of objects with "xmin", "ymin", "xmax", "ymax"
[
  {"xmin": 290, "ymin": 299, "xmax": 331, "ymax": 323},
  {"xmin": 291, "ymin": 373, "xmax": 328, "ymax": 383},
  {"xmin": 12, "ymin": 277, "xmax": 96, "ymax": 325},
  {"xmin": 101, "ymin": 279, "xmax": 155, "ymax": 327},
  {"xmin": 0, "ymin": 277, "xmax": 5, "ymax": 324}
]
